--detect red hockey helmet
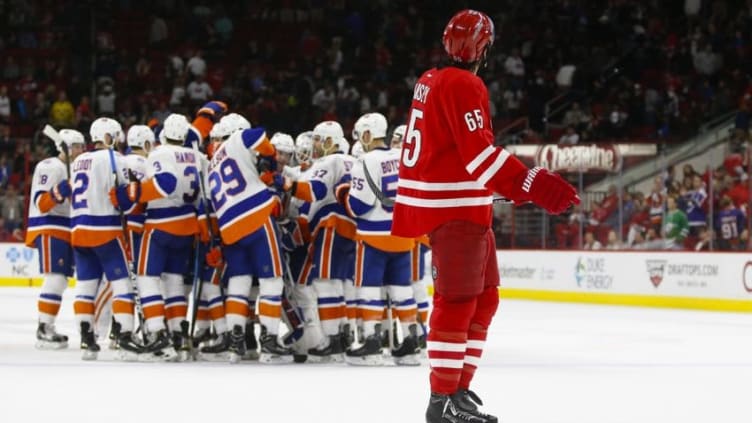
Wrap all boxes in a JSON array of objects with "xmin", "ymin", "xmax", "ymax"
[{"xmin": 442, "ymin": 10, "xmax": 495, "ymax": 63}]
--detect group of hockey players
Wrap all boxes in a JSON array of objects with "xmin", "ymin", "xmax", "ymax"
[{"xmin": 28, "ymin": 101, "xmax": 432, "ymax": 366}]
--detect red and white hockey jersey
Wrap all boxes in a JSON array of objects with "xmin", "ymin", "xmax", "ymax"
[{"xmin": 392, "ymin": 66, "xmax": 528, "ymax": 238}]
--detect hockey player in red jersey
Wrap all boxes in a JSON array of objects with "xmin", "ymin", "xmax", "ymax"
[{"xmin": 391, "ymin": 10, "xmax": 579, "ymax": 423}]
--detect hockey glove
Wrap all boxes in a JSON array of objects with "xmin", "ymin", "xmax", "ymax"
[
  {"xmin": 335, "ymin": 182, "xmax": 350, "ymax": 206},
  {"xmin": 197, "ymin": 101, "xmax": 228, "ymax": 121},
  {"xmin": 205, "ymin": 246, "xmax": 224, "ymax": 268},
  {"xmin": 51, "ymin": 180, "xmax": 72, "ymax": 203},
  {"xmin": 257, "ymin": 153, "xmax": 277, "ymax": 174},
  {"xmin": 279, "ymin": 220, "xmax": 303, "ymax": 252},
  {"xmin": 126, "ymin": 169, "xmax": 141, "ymax": 202},
  {"xmin": 513, "ymin": 167, "xmax": 580, "ymax": 215},
  {"xmin": 109, "ymin": 185, "xmax": 136, "ymax": 212},
  {"xmin": 267, "ymin": 173, "xmax": 296, "ymax": 193}
]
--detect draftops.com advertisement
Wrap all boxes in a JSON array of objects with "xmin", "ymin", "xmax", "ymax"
[{"xmin": 496, "ymin": 250, "xmax": 751, "ymax": 301}]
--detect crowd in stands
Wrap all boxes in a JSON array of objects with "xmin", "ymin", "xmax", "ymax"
[
  {"xmin": 1, "ymin": 0, "xmax": 752, "ymax": 249},
  {"xmin": 553, "ymin": 143, "xmax": 751, "ymax": 251}
]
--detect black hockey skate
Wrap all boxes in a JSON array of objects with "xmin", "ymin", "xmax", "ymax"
[
  {"xmin": 171, "ymin": 320, "xmax": 191, "ymax": 361},
  {"xmin": 36, "ymin": 322, "xmax": 68, "ymax": 350},
  {"xmin": 79, "ymin": 321, "xmax": 100, "ymax": 360},
  {"xmin": 452, "ymin": 390, "xmax": 498, "ymax": 423},
  {"xmin": 341, "ymin": 323, "xmax": 354, "ymax": 350},
  {"xmin": 143, "ymin": 329, "xmax": 178, "ymax": 362},
  {"xmin": 391, "ymin": 324, "xmax": 420, "ymax": 366},
  {"xmin": 107, "ymin": 316, "xmax": 121, "ymax": 350},
  {"xmin": 307, "ymin": 334, "xmax": 344, "ymax": 363},
  {"xmin": 116, "ymin": 331, "xmax": 145, "ymax": 361},
  {"xmin": 198, "ymin": 331, "xmax": 232, "ymax": 362},
  {"xmin": 345, "ymin": 332, "xmax": 384, "ymax": 366},
  {"xmin": 243, "ymin": 321, "xmax": 259, "ymax": 360},
  {"xmin": 192, "ymin": 327, "xmax": 212, "ymax": 350},
  {"xmin": 228, "ymin": 324, "xmax": 246, "ymax": 363},
  {"xmin": 259, "ymin": 326, "xmax": 294, "ymax": 364},
  {"xmin": 425, "ymin": 393, "xmax": 487, "ymax": 423}
]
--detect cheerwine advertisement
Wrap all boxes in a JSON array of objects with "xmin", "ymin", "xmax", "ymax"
[{"xmin": 535, "ymin": 144, "xmax": 622, "ymax": 173}]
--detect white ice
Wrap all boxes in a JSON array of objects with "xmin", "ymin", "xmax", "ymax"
[{"xmin": 1, "ymin": 287, "xmax": 751, "ymax": 423}]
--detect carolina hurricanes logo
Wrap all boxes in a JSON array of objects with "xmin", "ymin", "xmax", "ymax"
[{"xmin": 646, "ymin": 260, "xmax": 667, "ymax": 288}]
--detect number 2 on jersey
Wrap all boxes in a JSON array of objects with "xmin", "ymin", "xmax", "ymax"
[{"xmin": 72, "ymin": 173, "xmax": 89, "ymax": 209}]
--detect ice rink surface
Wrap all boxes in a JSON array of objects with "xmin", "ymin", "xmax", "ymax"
[{"xmin": 1, "ymin": 287, "xmax": 750, "ymax": 423}]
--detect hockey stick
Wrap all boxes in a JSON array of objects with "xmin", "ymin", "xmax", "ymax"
[
  {"xmin": 107, "ymin": 145, "xmax": 147, "ymax": 337},
  {"xmin": 43, "ymin": 125, "xmax": 70, "ymax": 180},
  {"xmin": 385, "ymin": 293, "xmax": 395, "ymax": 351},
  {"xmin": 188, "ymin": 139, "xmax": 217, "ymax": 342},
  {"xmin": 362, "ymin": 161, "xmax": 395, "ymax": 207},
  {"xmin": 279, "ymin": 249, "xmax": 305, "ymax": 346}
]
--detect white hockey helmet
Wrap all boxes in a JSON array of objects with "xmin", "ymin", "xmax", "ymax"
[
  {"xmin": 391, "ymin": 124, "xmax": 407, "ymax": 148},
  {"xmin": 353, "ymin": 112, "xmax": 388, "ymax": 143},
  {"xmin": 271, "ymin": 132, "xmax": 295, "ymax": 154},
  {"xmin": 312, "ymin": 120, "xmax": 344, "ymax": 155},
  {"xmin": 126, "ymin": 125, "xmax": 155, "ymax": 150},
  {"xmin": 158, "ymin": 128, "xmax": 166, "ymax": 145},
  {"xmin": 336, "ymin": 136, "xmax": 350, "ymax": 154},
  {"xmin": 162, "ymin": 113, "xmax": 190, "ymax": 142},
  {"xmin": 209, "ymin": 121, "xmax": 231, "ymax": 141},
  {"xmin": 351, "ymin": 141, "xmax": 365, "ymax": 158},
  {"xmin": 90, "ymin": 117, "xmax": 123, "ymax": 148},
  {"xmin": 219, "ymin": 113, "xmax": 251, "ymax": 135},
  {"xmin": 295, "ymin": 131, "xmax": 314, "ymax": 163},
  {"xmin": 57, "ymin": 129, "xmax": 85, "ymax": 153}
]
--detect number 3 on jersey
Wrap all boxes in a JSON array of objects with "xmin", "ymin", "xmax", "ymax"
[{"xmin": 402, "ymin": 109, "xmax": 423, "ymax": 168}]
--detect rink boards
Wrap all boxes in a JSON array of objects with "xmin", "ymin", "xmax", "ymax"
[{"xmin": 2, "ymin": 243, "xmax": 751, "ymax": 312}]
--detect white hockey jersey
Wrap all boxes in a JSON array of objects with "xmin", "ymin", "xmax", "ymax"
[
  {"xmin": 208, "ymin": 128, "xmax": 279, "ymax": 245},
  {"xmin": 140, "ymin": 144, "xmax": 200, "ymax": 236},
  {"xmin": 124, "ymin": 153, "xmax": 148, "ymax": 234},
  {"xmin": 297, "ymin": 152, "xmax": 355, "ymax": 239},
  {"xmin": 25, "ymin": 157, "xmax": 71, "ymax": 246},
  {"xmin": 348, "ymin": 147, "xmax": 414, "ymax": 252},
  {"xmin": 70, "ymin": 148, "xmax": 130, "ymax": 247}
]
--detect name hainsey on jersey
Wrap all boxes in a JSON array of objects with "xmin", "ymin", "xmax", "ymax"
[{"xmin": 142, "ymin": 144, "xmax": 200, "ymax": 236}]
